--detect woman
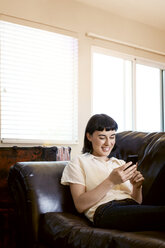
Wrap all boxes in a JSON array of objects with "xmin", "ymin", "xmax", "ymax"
[{"xmin": 61, "ymin": 114, "xmax": 165, "ymax": 231}]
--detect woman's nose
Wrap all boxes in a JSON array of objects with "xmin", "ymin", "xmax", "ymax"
[{"xmin": 105, "ymin": 138, "xmax": 110, "ymax": 145}]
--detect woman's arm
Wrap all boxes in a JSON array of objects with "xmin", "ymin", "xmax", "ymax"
[
  {"xmin": 70, "ymin": 178, "xmax": 114, "ymax": 213},
  {"xmin": 130, "ymin": 170, "xmax": 144, "ymax": 204},
  {"xmin": 70, "ymin": 163, "xmax": 137, "ymax": 213}
]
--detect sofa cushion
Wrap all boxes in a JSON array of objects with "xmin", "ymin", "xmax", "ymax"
[{"xmin": 39, "ymin": 212, "xmax": 165, "ymax": 248}]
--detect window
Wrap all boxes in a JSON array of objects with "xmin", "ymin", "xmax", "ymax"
[
  {"xmin": 92, "ymin": 47, "xmax": 165, "ymax": 132},
  {"xmin": 0, "ymin": 20, "xmax": 78, "ymax": 144},
  {"xmin": 136, "ymin": 64, "xmax": 162, "ymax": 131}
]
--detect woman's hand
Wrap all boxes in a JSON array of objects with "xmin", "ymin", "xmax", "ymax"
[
  {"xmin": 108, "ymin": 162, "xmax": 137, "ymax": 186},
  {"xmin": 130, "ymin": 168, "xmax": 144, "ymax": 203},
  {"xmin": 130, "ymin": 169, "xmax": 144, "ymax": 188}
]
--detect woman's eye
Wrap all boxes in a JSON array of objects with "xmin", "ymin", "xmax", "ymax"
[{"xmin": 110, "ymin": 136, "xmax": 115, "ymax": 140}]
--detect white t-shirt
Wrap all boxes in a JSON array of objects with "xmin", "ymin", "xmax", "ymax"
[{"xmin": 61, "ymin": 153, "xmax": 133, "ymax": 222}]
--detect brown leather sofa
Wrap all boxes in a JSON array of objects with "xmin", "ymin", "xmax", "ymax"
[{"xmin": 8, "ymin": 131, "xmax": 165, "ymax": 248}]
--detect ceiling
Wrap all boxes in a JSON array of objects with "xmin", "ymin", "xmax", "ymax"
[{"xmin": 75, "ymin": 0, "xmax": 165, "ymax": 31}]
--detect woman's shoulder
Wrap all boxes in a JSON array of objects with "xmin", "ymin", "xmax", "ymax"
[
  {"xmin": 65, "ymin": 153, "xmax": 93, "ymax": 172},
  {"xmin": 71, "ymin": 153, "xmax": 93, "ymax": 163}
]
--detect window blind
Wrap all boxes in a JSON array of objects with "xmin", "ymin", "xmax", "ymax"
[{"xmin": 0, "ymin": 20, "xmax": 78, "ymax": 144}]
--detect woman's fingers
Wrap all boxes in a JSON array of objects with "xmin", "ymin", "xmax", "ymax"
[
  {"xmin": 118, "ymin": 164, "xmax": 137, "ymax": 182},
  {"xmin": 122, "ymin": 162, "xmax": 132, "ymax": 171},
  {"xmin": 131, "ymin": 171, "xmax": 144, "ymax": 184},
  {"xmin": 110, "ymin": 163, "xmax": 137, "ymax": 185}
]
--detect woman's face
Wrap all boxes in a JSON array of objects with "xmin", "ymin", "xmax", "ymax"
[{"xmin": 87, "ymin": 129, "xmax": 116, "ymax": 160}]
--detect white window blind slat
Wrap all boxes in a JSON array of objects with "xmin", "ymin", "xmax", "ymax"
[{"xmin": 0, "ymin": 20, "xmax": 78, "ymax": 144}]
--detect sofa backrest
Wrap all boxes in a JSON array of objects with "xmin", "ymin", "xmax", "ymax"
[
  {"xmin": 113, "ymin": 131, "xmax": 165, "ymax": 205},
  {"xmin": 111, "ymin": 131, "xmax": 163, "ymax": 161}
]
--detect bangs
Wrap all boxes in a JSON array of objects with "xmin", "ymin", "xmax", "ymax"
[
  {"xmin": 95, "ymin": 116, "xmax": 118, "ymax": 132},
  {"xmin": 97, "ymin": 126, "xmax": 112, "ymax": 131}
]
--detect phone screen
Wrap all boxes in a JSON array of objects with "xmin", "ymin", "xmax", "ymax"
[
  {"xmin": 124, "ymin": 155, "xmax": 138, "ymax": 171},
  {"xmin": 126, "ymin": 155, "xmax": 138, "ymax": 164}
]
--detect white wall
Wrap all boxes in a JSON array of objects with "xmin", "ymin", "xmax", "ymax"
[{"xmin": 1, "ymin": 0, "xmax": 165, "ymax": 157}]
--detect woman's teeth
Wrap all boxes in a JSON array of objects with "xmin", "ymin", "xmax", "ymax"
[{"xmin": 102, "ymin": 147, "xmax": 109, "ymax": 152}]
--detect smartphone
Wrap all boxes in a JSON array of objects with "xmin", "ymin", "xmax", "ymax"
[{"xmin": 124, "ymin": 154, "xmax": 138, "ymax": 171}]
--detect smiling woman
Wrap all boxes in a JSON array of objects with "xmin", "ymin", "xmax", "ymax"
[{"xmin": 61, "ymin": 113, "xmax": 165, "ymax": 231}]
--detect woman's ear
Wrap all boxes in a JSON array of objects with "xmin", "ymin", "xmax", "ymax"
[{"xmin": 86, "ymin": 132, "xmax": 92, "ymax": 142}]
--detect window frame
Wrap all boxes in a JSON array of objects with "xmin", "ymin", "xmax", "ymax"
[{"xmin": 91, "ymin": 46, "xmax": 165, "ymax": 132}]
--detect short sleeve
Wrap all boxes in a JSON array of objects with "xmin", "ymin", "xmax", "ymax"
[{"xmin": 61, "ymin": 156, "xmax": 86, "ymax": 186}]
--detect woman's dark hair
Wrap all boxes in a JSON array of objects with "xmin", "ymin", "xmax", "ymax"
[{"xmin": 82, "ymin": 114, "xmax": 118, "ymax": 154}]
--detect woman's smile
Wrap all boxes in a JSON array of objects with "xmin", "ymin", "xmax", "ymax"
[{"xmin": 102, "ymin": 147, "xmax": 110, "ymax": 152}]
